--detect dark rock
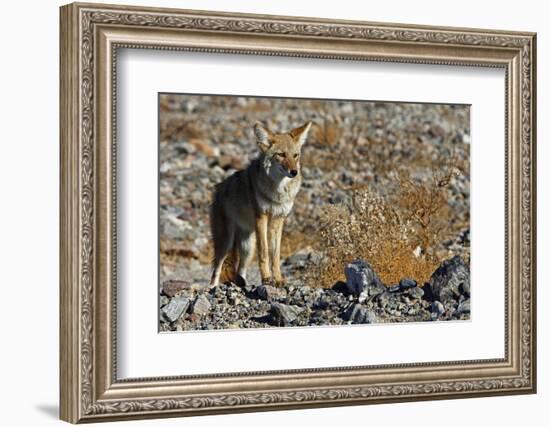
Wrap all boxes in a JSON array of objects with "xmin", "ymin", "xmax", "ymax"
[
  {"xmin": 270, "ymin": 303, "xmax": 305, "ymax": 326},
  {"xmin": 388, "ymin": 284, "xmax": 401, "ymax": 293},
  {"xmin": 313, "ymin": 298, "xmax": 329, "ymax": 310},
  {"xmin": 399, "ymin": 278, "xmax": 417, "ymax": 290},
  {"xmin": 422, "ymin": 283, "xmax": 435, "ymax": 302},
  {"xmin": 332, "ymin": 281, "xmax": 349, "ymax": 294},
  {"xmin": 344, "ymin": 259, "xmax": 385, "ymax": 297},
  {"xmin": 342, "ymin": 303, "xmax": 361, "ymax": 322},
  {"xmin": 162, "ymin": 280, "xmax": 191, "ymax": 298},
  {"xmin": 456, "ymin": 299, "xmax": 470, "ymax": 315},
  {"xmin": 407, "ymin": 287, "xmax": 424, "ymax": 300},
  {"xmin": 459, "ymin": 281, "xmax": 470, "ymax": 298},
  {"xmin": 256, "ymin": 284, "xmax": 284, "ymax": 301},
  {"xmin": 429, "ymin": 256, "xmax": 470, "ymax": 306},
  {"xmin": 161, "ymin": 296, "xmax": 190, "ymax": 322},
  {"xmin": 342, "ymin": 303, "xmax": 377, "ymax": 324},
  {"xmin": 191, "ymin": 294, "xmax": 211, "ymax": 316},
  {"xmin": 431, "ymin": 300, "xmax": 445, "ymax": 318}
]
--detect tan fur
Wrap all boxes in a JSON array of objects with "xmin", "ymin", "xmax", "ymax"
[{"xmin": 209, "ymin": 120, "xmax": 312, "ymax": 287}]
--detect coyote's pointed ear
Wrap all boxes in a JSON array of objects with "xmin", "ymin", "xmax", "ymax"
[
  {"xmin": 289, "ymin": 121, "xmax": 312, "ymax": 148},
  {"xmin": 254, "ymin": 122, "xmax": 272, "ymax": 153}
]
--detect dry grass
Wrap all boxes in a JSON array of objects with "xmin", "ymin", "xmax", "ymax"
[{"xmin": 305, "ymin": 163, "xmax": 462, "ymax": 287}]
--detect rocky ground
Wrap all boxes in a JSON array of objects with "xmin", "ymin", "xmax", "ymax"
[
  {"xmin": 160, "ymin": 256, "xmax": 470, "ymax": 331},
  {"xmin": 158, "ymin": 94, "xmax": 470, "ymax": 331}
]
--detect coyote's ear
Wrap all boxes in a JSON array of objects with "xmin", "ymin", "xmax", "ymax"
[
  {"xmin": 254, "ymin": 122, "xmax": 272, "ymax": 153},
  {"xmin": 289, "ymin": 121, "xmax": 312, "ymax": 148}
]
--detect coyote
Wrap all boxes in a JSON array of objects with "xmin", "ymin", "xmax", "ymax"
[{"xmin": 209, "ymin": 120, "xmax": 312, "ymax": 288}]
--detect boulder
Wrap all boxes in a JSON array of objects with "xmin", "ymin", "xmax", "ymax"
[
  {"xmin": 344, "ymin": 259, "xmax": 385, "ymax": 297},
  {"xmin": 191, "ymin": 294, "xmax": 211, "ymax": 316},
  {"xmin": 343, "ymin": 303, "xmax": 377, "ymax": 324},
  {"xmin": 429, "ymin": 256, "xmax": 470, "ymax": 307},
  {"xmin": 270, "ymin": 303, "xmax": 305, "ymax": 326},
  {"xmin": 161, "ymin": 296, "xmax": 190, "ymax": 322}
]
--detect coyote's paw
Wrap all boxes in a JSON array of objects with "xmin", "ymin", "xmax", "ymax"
[
  {"xmin": 261, "ymin": 277, "xmax": 275, "ymax": 287},
  {"xmin": 274, "ymin": 278, "xmax": 287, "ymax": 287}
]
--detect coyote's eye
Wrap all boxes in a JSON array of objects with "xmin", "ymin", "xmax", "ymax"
[
  {"xmin": 293, "ymin": 154, "xmax": 299, "ymax": 159},
  {"xmin": 276, "ymin": 152, "xmax": 286, "ymax": 158}
]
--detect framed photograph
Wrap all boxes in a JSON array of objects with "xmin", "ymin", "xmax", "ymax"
[{"xmin": 60, "ymin": 2, "xmax": 537, "ymax": 423}]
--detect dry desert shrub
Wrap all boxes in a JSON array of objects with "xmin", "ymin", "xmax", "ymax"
[{"xmin": 308, "ymin": 165, "xmax": 462, "ymax": 287}]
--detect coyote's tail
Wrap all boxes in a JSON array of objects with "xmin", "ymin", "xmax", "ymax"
[
  {"xmin": 219, "ymin": 248, "xmax": 238, "ymax": 284},
  {"xmin": 209, "ymin": 187, "xmax": 238, "ymax": 285}
]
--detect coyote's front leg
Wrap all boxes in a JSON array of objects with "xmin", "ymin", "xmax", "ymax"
[
  {"xmin": 269, "ymin": 216, "xmax": 286, "ymax": 286},
  {"xmin": 255, "ymin": 213, "xmax": 272, "ymax": 285}
]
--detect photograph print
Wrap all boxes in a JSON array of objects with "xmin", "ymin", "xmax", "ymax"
[{"xmin": 158, "ymin": 94, "xmax": 471, "ymax": 332}]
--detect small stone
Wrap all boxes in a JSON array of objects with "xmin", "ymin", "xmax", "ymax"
[
  {"xmin": 160, "ymin": 214, "xmax": 191, "ymax": 240},
  {"xmin": 191, "ymin": 294, "xmax": 211, "ymax": 316},
  {"xmin": 429, "ymin": 256, "xmax": 470, "ymax": 306},
  {"xmin": 431, "ymin": 300, "xmax": 445, "ymax": 317},
  {"xmin": 377, "ymin": 292, "xmax": 390, "ymax": 308},
  {"xmin": 342, "ymin": 303, "xmax": 377, "ymax": 324},
  {"xmin": 162, "ymin": 280, "xmax": 191, "ymax": 298},
  {"xmin": 256, "ymin": 284, "xmax": 284, "ymax": 301},
  {"xmin": 456, "ymin": 299, "xmax": 471, "ymax": 315},
  {"xmin": 228, "ymin": 296, "xmax": 241, "ymax": 305},
  {"xmin": 270, "ymin": 303, "xmax": 304, "ymax": 326},
  {"xmin": 364, "ymin": 310, "xmax": 377, "ymax": 324},
  {"xmin": 342, "ymin": 303, "xmax": 364, "ymax": 322},
  {"xmin": 159, "ymin": 295, "xmax": 169, "ymax": 307},
  {"xmin": 344, "ymin": 259, "xmax": 385, "ymax": 297},
  {"xmin": 358, "ymin": 290, "xmax": 370, "ymax": 303},
  {"xmin": 459, "ymin": 282, "xmax": 471, "ymax": 297},
  {"xmin": 399, "ymin": 278, "xmax": 417, "ymax": 290},
  {"xmin": 408, "ymin": 287, "xmax": 424, "ymax": 300},
  {"xmin": 161, "ymin": 296, "xmax": 190, "ymax": 322},
  {"xmin": 388, "ymin": 284, "xmax": 401, "ymax": 293}
]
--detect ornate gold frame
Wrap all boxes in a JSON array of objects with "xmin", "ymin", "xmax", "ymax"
[{"xmin": 59, "ymin": 2, "xmax": 537, "ymax": 423}]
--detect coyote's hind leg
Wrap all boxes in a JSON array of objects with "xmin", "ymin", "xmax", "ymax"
[{"xmin": 209, "ymin": 204, "xmax": 235, "ymax": 288}]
